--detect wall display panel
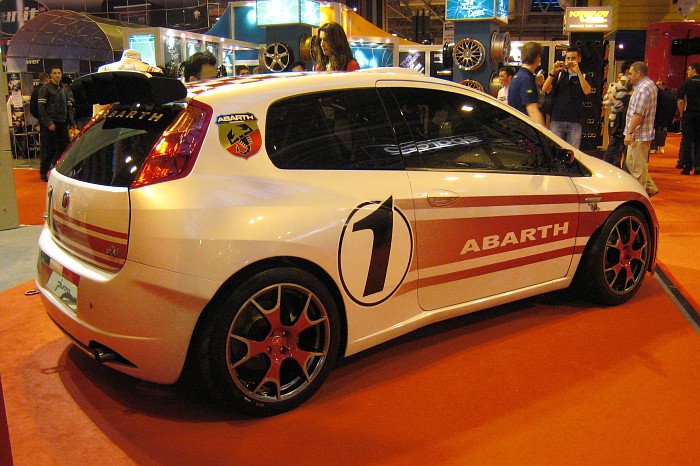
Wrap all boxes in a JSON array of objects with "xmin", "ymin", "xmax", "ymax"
[
  {"xmin": 223, "ymin": 48, "xmax": 234, "ymax": 75},
  {"xmin": 399, "ymin": 51, "xmax": 425, "ymax": 74},
  {"xmin": 205, "ymin": 41, "xmax": 219, "ymax": 58},
  {"xmin": 163, "ymin": 35, "xmax": 182, "ymax": 65},
  {"xmin": 129, "ymin": 34, "xmax": 157, "ymax": 67},
  {"xmin": 186, "ymin": 38, "xmax": 201, "ymax": 58},
  {"xmin": 351, "ymin": 43, "xmax": 394, "ymax": 69}
]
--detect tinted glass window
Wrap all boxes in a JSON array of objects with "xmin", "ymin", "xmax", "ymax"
[
  {"xmin": 389, "ymin": 87, "xmax": 552, "ymax": 173},
  {"xmin": 55, "ymin": 104, "xmax": 183, "ymax": 187},
  {"xmin": 266, "ymin": 89, "xmax": 403, "ymax": 170}
]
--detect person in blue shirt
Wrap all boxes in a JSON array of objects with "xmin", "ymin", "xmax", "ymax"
[{"xmin": 508, "ymin": 42, "xmax": 545, "ymax": 125}]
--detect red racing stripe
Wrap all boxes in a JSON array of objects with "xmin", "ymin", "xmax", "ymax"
[{"xmin": 418, "ymin": 246, "xmax": 575, "ymax": 288}]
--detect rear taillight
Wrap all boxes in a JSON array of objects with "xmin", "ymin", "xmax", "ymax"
[{"xmin": 130, "ymin": 100, "xmax": 212, "ymax": 188}]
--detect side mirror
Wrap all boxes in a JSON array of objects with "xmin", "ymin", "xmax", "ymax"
[{"xmin": 555, "ymin": 147, "xmax": 575, "ymax": 164}]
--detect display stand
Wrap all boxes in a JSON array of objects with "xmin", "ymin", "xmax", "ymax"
[{"xmin": 0, "ymin": 70, "xmax": 20, "ymax": 231}]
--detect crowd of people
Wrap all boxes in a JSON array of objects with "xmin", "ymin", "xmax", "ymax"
[
  {"xmin": 498, "ymin": 40, "xmax": 700, "ymax": 198},
  {"xmin": 28, "ymin": 21, "xmax": 357, "ymax": 182},
  {"xmin": 27, "ymin": 25, "xmax": 697, "ymax": 193}
]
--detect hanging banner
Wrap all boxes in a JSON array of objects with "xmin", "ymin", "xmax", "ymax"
[{"xmin": 0, "ymin": 0, "xmax": 47, "ymax": 37}]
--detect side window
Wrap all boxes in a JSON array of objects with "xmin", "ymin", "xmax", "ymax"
[
  {"xmin": 388, "ymin": 87, "xmax": 552, "ymax": 173},
  {"xmin": 266, "ymin": 89, "xmax": 403, "ymax": 170}
]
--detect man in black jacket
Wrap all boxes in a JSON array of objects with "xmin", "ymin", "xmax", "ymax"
[
  {"xmin": 677, "ymin": 63, "xmax": 700, "ymax": 175},
  {"xmin": 29, "ymin": 72, "xmax": 49, "ymax": 122},
  {"xmin": 651, "ymin": 80, "xmax": 677, "ymax": 154},
  {"xmin": 603, "ymin": 71, "xmax": 632, "ymax": 167},
  {"xmin": 37, "ymin": 67, "xmax": 75, "ymax": 181}
]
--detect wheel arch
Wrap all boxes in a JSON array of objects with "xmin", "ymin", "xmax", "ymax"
[
  {"xmin": 618, "ymin": 199, "xmax": 658, "ymax": 272},
  {"xmin": 578, "ymin": 200, "xmax": 657, "ymax": 271},
  {"xmin": 570, "ymin": 199, "xmax": 657, "ymax": 306},
  {"xmin": 185, "ymin": 256, "xmax": 349, "ymax": 370}
]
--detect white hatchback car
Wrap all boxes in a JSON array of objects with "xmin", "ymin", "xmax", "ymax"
[{"xmin": 38, "ymin": 69, "xmax": 658, "ymax": 416}]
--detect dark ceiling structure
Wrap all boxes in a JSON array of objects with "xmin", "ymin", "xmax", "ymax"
[{"xmin": 6, "ymin": 9, "xmax": 147, "ymax": 62}]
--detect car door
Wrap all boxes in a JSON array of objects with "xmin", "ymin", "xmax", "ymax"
[
  {"xmin": 378, "ymin": 82, "xmax": 581, "ymax": 311},
  {"xmin": 264, "ymin": 87, "xmax": 418, "ymax": 311}
]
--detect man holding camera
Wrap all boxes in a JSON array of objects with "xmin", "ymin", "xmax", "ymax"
[{"xmin": 542, "ymin": 46, "xmax": 592, "ymax": 149}]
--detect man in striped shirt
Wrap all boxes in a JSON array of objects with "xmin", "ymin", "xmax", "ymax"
[{"xmin": 624, "ymin": 62, "xmax": 659, "ymax": 197}]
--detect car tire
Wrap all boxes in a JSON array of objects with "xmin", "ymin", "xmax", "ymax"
[
  {"xmin": 195, "ymin": 267, "xmax": 341, "ymax": 416},
  {"xmin": 573, "ymin": 206, "xmax": 652, "ymax": 306}
]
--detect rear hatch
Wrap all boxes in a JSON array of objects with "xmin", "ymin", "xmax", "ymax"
[{"xmin": 47, "ymin": 71, "xmax": 192, "ymax": 271}]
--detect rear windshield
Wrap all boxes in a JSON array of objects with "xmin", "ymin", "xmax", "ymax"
[{"xmin": 55, "ymin": 103, "xmax": 185, "ymax": 187}]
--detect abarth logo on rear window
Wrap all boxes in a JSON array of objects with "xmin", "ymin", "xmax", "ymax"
[{"xmin": 216, "ymin": 113, "xmax": 262, "ymax": 159}]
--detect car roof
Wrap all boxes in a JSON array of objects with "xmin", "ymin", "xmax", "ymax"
[
  {"xmin": 73, "ymin": 68, "xmax": 483, "ymax": 110},
  {"xmin": 185, "ymin": 67, "xmax": 473, "ymax": 107}
]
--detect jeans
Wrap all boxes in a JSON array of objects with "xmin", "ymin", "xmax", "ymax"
[{"xmin": 550, "ymin": 120, "xmax": 582, "ymax": 149}]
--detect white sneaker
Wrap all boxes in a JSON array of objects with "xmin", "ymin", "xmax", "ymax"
[
  {"xmin": 660, "ymin": 147, "xmax": 665, "ymax": 154},
  {"xmin": 650, "ymin": 150, "xmax": 657, "ymax": 154}
]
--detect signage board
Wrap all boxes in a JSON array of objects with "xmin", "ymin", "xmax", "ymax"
[
  {"xmin": 564, "ymin": 7, "xmax": 613, "ymax": 33},
  {"xmin": 446, "ymin": 0, "xmax": 509, "ymax": 24}
]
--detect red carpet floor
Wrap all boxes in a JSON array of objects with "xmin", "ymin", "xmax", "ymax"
[
  {"xmin": 11, "ymin": 168, "xmax": 45, "ymax": 226},
  {"xmin": 645, "ymin": 135, "xmax": 700, "ymax": 311},
  {"xmin": 1, "ymin": 134, "xmax": 699, "ymax": 465}
]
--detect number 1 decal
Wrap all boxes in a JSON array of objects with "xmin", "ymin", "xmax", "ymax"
[
  {"xmin": 338, "ymin": 196, "xmax": 413, "ymax": 307},
  {"xmin": 352, "ymin": 196, "xmax": 393, "ymax": 296}
]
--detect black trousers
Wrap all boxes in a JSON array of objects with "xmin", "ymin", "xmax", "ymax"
[
  {"xmin": 680, "ymin": 115, "xmax": 700, "ymax": 169},
  {"xmin": 40, "ymin": 121, "xmax": 70, "ymax": 176},
  {"xmin": 604, "ymin": 135, "xmax": 627, "ymax": 168},
  {"xmin": 651, "ymin": 126, "xmax": 667, "ymax": 150}
]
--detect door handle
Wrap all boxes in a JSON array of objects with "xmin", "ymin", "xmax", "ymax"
[{"xmin": 427, "ymin": 189, "xmax": 458, "ymax": 207}]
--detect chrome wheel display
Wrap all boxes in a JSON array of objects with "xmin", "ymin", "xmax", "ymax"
[
  {"xmin": 442, "ymin": 42, "xmax": 454, "ymax": 70},
  {"xmin": 453, "ymin": 38, "xmax": 485, "ymax": 71},
  {"xmin": 299, "ymin": 34, "xmax": 319, "ymax": 63},
  {"xmin": 460, "ymin": 79, "xmax": 484, "ymax": 92},
  {"xmin": 259, "ymin": 42, "xmax": 293, "ymax": 72},
  {"xmin": 488, "ymin": 71, "xmax": 501, "ymax": 97},
  {"xmin": 490, "ymin": 31, "xmax": 511, "ymax": 63}
]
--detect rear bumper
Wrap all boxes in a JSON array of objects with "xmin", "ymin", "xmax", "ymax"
[{"xmin": 37, "ymin": 227, "xmax": 222, "ymax": 384}]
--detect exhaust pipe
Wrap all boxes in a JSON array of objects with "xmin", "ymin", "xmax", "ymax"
[
  {"xmin": 88, "ymin": 342, "xmax": 136, "ymax": 367},
  {"xmin": 93, "ymin": 347, "xmax": 117, "ymax": 364}
]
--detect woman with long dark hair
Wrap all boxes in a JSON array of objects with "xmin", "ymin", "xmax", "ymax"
[{"xmin": 315, "ymin": 22, "xmax": 360, "ymax": 71}]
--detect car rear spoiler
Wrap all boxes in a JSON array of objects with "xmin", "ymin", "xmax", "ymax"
[{"xmin": 72, "ymin": 71, "xmax": 187, "ymax": 107}]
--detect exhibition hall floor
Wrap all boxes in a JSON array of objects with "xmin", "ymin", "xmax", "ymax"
[{"xmin": 1, "ymin": 134, "xmax": 699, "ymax": 465}]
